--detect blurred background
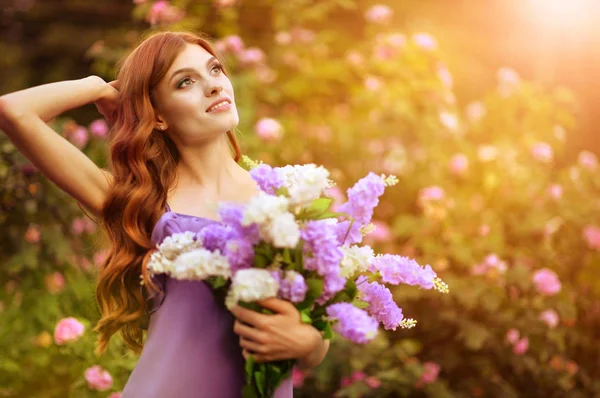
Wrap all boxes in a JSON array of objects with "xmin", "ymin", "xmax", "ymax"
[{"xmin": 1, "ymin": 0, "xmax": 600, "ymax": 397}]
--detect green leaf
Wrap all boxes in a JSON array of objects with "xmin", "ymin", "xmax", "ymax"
[
  {"xmin": 245, "ymin": 355, "xmax": 256, "ymax": 384},
  {"xmin": 300, "ymin": 309, "xmax": 312, "ymax": 324},
  {"xmin": 241, "ymin": 385, "xmax": 259, "ymax": 398},
  {"xmin": 322, "ymin": 321, "xmax": 334, "ymax": 340},
  {"xmin": 255, "ymin": 368, "xmax": 266, "ymax": 397}
]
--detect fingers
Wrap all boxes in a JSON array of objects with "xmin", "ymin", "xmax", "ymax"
[
  {"xmin": 256, "ymin": 298, "xmax": 297, "ymax": 315},
  {"xmin": 233, "ymin": 320, "xmax": 268, "ymax": 343},
  {"xmin": 230, "ymin": 305, "xmax": 269, "ymax": 328}
]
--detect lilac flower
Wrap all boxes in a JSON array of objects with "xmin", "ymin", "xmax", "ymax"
[
  {"xmin": 371, "ymin": 254, "xmax": 437, "ymax": 289},
  {"xmin": 326, "ymin": 303, "xmax": 379, "ymax": 344},
  {"xmin": 197, "ymin": 224, "xmax": 238, "ymax": 252},
  {"xmin": 301, "ymin": 220, "xmax": 344, "ymax": 276},
  {"xmin": 335, "ymin": 220, "xmax": 363, "ymax": 246},
  {"xmin": 279, "ymin": 271, "xmax": 308, "ymax": 303},
  {"xmin": 223, "ymin": 238, "xmax": 255, "ymax": 273},
  {"xmin": 356, "ymin": 277, "xmax": 404, "ymax": 330},
  {"xmin": 218, "ymin": 202, "xmax": 260, "ymax": 244},
  {"xmin": 249, "ymin": 164, "xmax": 283, "ymax": 194},
  {"xmin": 317, "ymin": 271, "xmax": 347, "ymax": 305},
  {"xmin": 338, "ymin": 172, "xmax": 385, "ymax": 226}
]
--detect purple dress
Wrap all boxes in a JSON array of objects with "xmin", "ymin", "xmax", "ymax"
[{"xmin": 122, "ymin": 208, "xmax": 293, "ymax": 397}]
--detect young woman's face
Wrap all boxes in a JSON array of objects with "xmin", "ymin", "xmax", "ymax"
[{"xmin": 153, "ymin": 43, "xmax": 239, "ymax": 144}]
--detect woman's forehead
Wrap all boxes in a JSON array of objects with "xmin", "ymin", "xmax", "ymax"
[{"xmin": 169, "ymin": 44, "xmax": 213, "ymax": 71}]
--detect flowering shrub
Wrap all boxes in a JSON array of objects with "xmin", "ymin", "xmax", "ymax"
[{"xmin": 1, "ymin": 1, "xmax": 600, "ymax": 397}]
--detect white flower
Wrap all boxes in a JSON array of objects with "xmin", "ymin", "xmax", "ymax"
[
  {"xmin": 158, "ymin": 231, "xmax": 201, "ymax": 260},
  {"xmin": 340, "ymin": 245, "xmax": 374, "ymax": 278},
  {"xmin": 225, "ymin": 269, "xmax": 279, "ymax": 309},
  {"xmin": 146, "ymin": 251, "xmax": 172, "ymax": 275},
  {"xmin": 243, "ymin": 191, "xmax": 290, "ymax": 226},
  {"xmin": 265, "ymin": 212, "xmax": 301, "ymax": 248},
  {"xmin": 169, "ymin": 249, "xmax": 232, "ymax": 280},
  {"xmin": 276, "ymin": 164, "xmax": 332, "ymax": 206}
]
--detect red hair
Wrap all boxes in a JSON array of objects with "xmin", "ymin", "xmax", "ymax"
[{"xmin": 93, "ymin": 30, "xmax": 241, "ymax": 354}]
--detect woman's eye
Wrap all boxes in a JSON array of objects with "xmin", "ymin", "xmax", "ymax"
[
  {"xmin": 178, "ymin": 77, "xmax": 194, "ymax": 88},
  {"xmin": 211, "ymin": 64, "xmax": 223, "ymax": 74}
]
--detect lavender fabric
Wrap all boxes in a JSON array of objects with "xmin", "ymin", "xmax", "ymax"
[{"xmin": 122, "ymin": 208, "xmax": 293, "ymax": 397}]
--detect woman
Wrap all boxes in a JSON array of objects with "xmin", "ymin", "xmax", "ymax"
[{"xmin": 0, "ymin": 30, "xmax": 329, "ymax": 397}]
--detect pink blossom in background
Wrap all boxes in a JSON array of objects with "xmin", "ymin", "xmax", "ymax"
[
  {"xmin": 417, "ymin": 361, "xmax": 440, "ymax": 386},
  {"xmin": 497, "ymin": 67, "xmax": 520, "ymax": 96},
  {"xmin": 292, "ymin": 367, "xmax": 305, "ymax": 388},
  {"xmin": 583, "ymin": 225, "xmax": 600, "ymax": 250},
  {"xmin": 255, "ymin": 66, "xmax": 277, "ymax": 84},
  {"xmin": 578, "ymin": 150, "xmax": 598, "ymax": 170},
  {"xmin": 532, "ymin": 268, "xmax": 561, "ymax": 296},
  {"xmin": 89, "ymin": 119, "xmax": 108, "ymax": 138},
  {"xmin": 466, "ymin": 101, "xmax": 487, "ymax": 123},
  {"xmin": 505, "ymin": 328, "xmax": 520, "ymax": 344},
  {"xmin": 45, "ymin": 272, "xmax": 66, "ymax": 294},
  {"xmin": 388, "ymin": 33, "xmax": 407, "ymax": 47},
  {"xmin": 479, "ymin": 224, "xmax": 490, "ymax": 236},
  {"xmin": 369, "ymin": 220, "xmax": 391, "ymax": 242},
  {"xmin": 437, "ymin": 67, "xmax": 453, "ymax": 88},
  {"xmin": 548, "ymin": 184, "xmax": 563, "ymax": 200},
  {"xmin": 439, "ymin": 111, "xmax": 459, "ymax": 131},
  {"xmin": 340, "ymin": 375, "xmax": 352, "ymax": 388},
  {"xmin": 449, "ymin": 153, "xmax": 469, "ymax": 176},
  {"xmin": 25, "ymin": 224, "xmax": 41, "ymax": 243},
  {"xmin": 365, "ymin": 376, "xmax": 381, "ymax": 389},
  {"xmin": 291, "ymin": 27, "xmax": 316, "ymax": 43},
  {"xmin": 472, "ymin": 253, "xmax": 507, "ymax": 275},
  {"xmin": 364, "ymin": 4, "xmax": 393, "ymax": 24},
  {"xmin": 220, "ymin": 35, "xmax": 244, "ymax": 54},
  {"xmin": 513, "ymin": 337, "xmax": 529, "ymax": 355},
  {"xmin": 146, "ymin": 1, "xmax": 185, "ymax": 26},
  {"xmin": 346, "ymin": 51, "xmax": 364, "ymax": 66},
  {"xmin": 69, "ymin": 126, "xmax": 89, "ymax": 149},
  {"xmin": 54, "ymin": 317, "xmax": 85, "ymax": 345},
  {"xmin": 539, "ymin": 309, "xmax": 559, "ymax": 329},
  {"xmin": 21, "ymin": 162, "xmax": 38, "ymax": 175},
  {"xmin": 213, "ymin": 0, "xmax": 236, "ymax": 8},
  {"xmin": 565, "ymin": 360, "xmax": 579, "ymax": 376},
  {"xmin": 351, "ymin": 371, "xmax": 366, "ymax": 381},
  {"xmin": 326, "ymin": 186, "xmax": 345, "ymax": 212},
  {"xmin": 237, "ymin": 47, "xmax": 265, "ymax": 66},
  {"xmin": 84, "ymin": 365, "xmax": 113, "ymax": 391},
  {"xmin": 412, "ymin": 33, "xmax": 438, "ymax": 50},
  {"xmin": 108, "ymin": 393, "xmax": 122, "ymax": 398},
  {"xmin": 531, "ymin": 142, "xmax": 554, "ymax": 163},
  {"xmin": 71, "ymin": 218, "xmax": 87, "ymax": 235},
  {"xmin": 419, "ymin": 186, "xmax": 445, "ymax": 202},
  {"xmin": 133, "ymin": 0, "xmax": 146, "ymax": 4},
  {"xmin": 254, "ymin": 118, "xmax": 283, "ymax": 141},
  {"xmin": 364, "ymin": 76, "xmax": 382, "ymax": 91},
  {"xmin": 93, "ymin": 249, "xmax": 111, "ymax": 266},
  {"xmin": 275, "ymin": 31, "xmax": 292, "ymax": 45}
]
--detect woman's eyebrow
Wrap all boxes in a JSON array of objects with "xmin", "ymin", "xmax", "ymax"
[{"xmin": 168, "ymin": 56, "xmax": 218, "ymax": 84}]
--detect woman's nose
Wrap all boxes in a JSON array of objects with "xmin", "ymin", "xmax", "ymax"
[{"xmin": 205, "ymin": 82, "xmax": 223, "ymax": 97}]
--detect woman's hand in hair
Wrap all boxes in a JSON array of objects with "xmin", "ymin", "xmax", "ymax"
[{"xmin": 93, "ymin": 78, "xmax": 120, "ymax": 128}]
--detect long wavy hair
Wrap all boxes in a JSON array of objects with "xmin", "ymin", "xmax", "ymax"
[{"xmin": 93, "ymin": 30, "xmax": 242, "ymax": 355}]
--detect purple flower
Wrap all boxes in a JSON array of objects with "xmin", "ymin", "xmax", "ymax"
[
  {"xmin": 326, "ymin": 303, "xmax": 379, "ymax": 344},
  {"xmin": 301, "ymin": 220, "xmax": 344, "ymax": 276},
  {"xmin": 371, "ymin": 254, "xmax": 437, "ymax": 289},
  {"xmin": 334, "ymin": 220, "xmax": 363, "ymax": 246},
  {"xmin": 197, "ymin": 224, "xmax": 238, "ymax": 252},
  {"xmin": 224, "ymin": 238, "xmax": 254, "ymax": 273},
  {"xmin": 338, "ymin": 172, "xmax": 385, "ymax": 226},
  {"xmin": 249, "ymin": 164, "xmax": 283, "ymax": 194},
  {"xmin": 317, "ymin": 271, "xmax": 347, "ymax": 305},
  {"xmin": 356, "ymin": 277, "xmax": 404, "ymax": 330},
  {"xmin": 279, "ymin": 271, "xmax": 308, "ymax": 303},
  {"xmin": 218, "ymin": 202, "xmax": 260, "ymax": 244}
]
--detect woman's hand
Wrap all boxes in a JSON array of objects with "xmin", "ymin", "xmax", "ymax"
[
  {"xmin": 93, "ymin": 79, "xmax": 119, "ymax": 127},
  {"xmin": 231, "ymin": 298, "xmax": 327, "ymax": 366}
]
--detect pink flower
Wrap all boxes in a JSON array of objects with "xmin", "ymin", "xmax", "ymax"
[
  {"xmin": 531, "ymin": 142, "xmax": 554, "ymax": 163},
  {"xmin": 365, "ymin": 376, "xmax": 381, "ymax": 389},
  {"xmin": 419, "ymin": 186, "xmax": 445, "ymax": 202},
  {"xmin": 412, "ymin": 33, "xmax": 438, "ymax": 50},
  {"xmin": 439, "ymin": 111, "xmax": 459, "ymax": 131},
  {"xmin": 254, "ymin": 118, "xmax": 283, "ymax": 141},
  {"xmin": 479, "ymin": 224, "xmax": 490, "ymax": 236},
  {"xmin": 45, "ymin": 272, "xmax": 66, "ymax": 294},
  {"xmin": 275, "ymin": 31, "xmax": 292, "ymax": 45},
  {"xmin": 108, "ymin": 393, "xmax": 122, "ymax": 398},
  {"xmin": 548, "ymin": 184, "xmax": 563, "ymax": 200},
  {"xmin": 505, "ymin": 328, "xmax": 520, "ymax": 344},
  {"xmin": 84, "ymin": 365, "xmax": 113, "ymax": 391},
  {"xmin": 54, "ymin": 317, "xmax": 85, "ymax": 345},
  {"xmin": 221, "ymin": 35, "xmax": 244, "ymax": 54},
  {"xmin": 93, "ymin": 249, "xmax": 111, "ymax": 266},
  {"xmin": 578, "ymin": 150, "xmax": 598, "ymax": 170},
  {"xmin": 497, "ymin": 67, "xmax": 520, "ymax": 97},
  {"xmin": 351, "ymin": 371, "xmax": 366, "ymax": 381},
  {"xmin": 213, "ymin": 0, "xmax": 236, "ymax": 8},
  {"xmin": 449, "ymin": 154, "xmax": 468, "ymax": 176},
  {"xmin": 133, "ymin": 0, "xmax": 147, "ymax": 4},
  {"xmin": 364, "ymin": 4, "xmax": 393, "ymax": 24},
  {"xmin": 369, "ymin": 220, "xmax": 391, "ymax": 242},
  {"xmin": 583, "ymin": 225, "xmax": 600, "ymax": 250},
  {"xmin": 418, "ymin": 362, "xmax": 440, "ymax": 385},
  {"xmin": 513, "ymin": 337, "xmax": 529, "ymax": 355},
  {"xmin": 364, "ymin": 76, "xmax": 382, "ymax": 91},
  {"xmin": 466, "ymin": 101, "xmax": 486, "ymax": 123},
  {"xmin": 25, "ymin": 224, "xmax": 41, "ymax": 243},
  {"xmin": 237, "ymin": 47, "xmax": 265, "ymax": 66},
  {"xmin": 532, "ymin": 268, "xmax": 561, "ymax": 296},
  {"xmin": 89, "ymin": 119, "xmax": 108, "ymax": 138},
  {"xmin": 71, "ymin": 218, "xmax": 87, "ymax": 235},
  {"xmin": 69, "ymin": 126, "xmax": 89, "ymax": 149},
  {"xmin": 326, "ymin": 186, "xmax": 345, "ymax": 212},
  {"xmin": 146, "ymin": 1, "xmax": 185, "ymax": 26},
  {"xmin": 346, "ymin": 51, "xmax": 364, "ymax": 66},
  {"xmin": 340, "ymin": 376, "xmax": 352, "ymax": 388},
  {"xmin": 437, "ymin": 67, "xmax": 453, "ymax": 88},
  {"xmin": 292, "ymin": 367, "xmax": 305, "ymax": 388},
  {"xmin": 539, "ymin": 309, "xmax": 559, "ymax": 329}
]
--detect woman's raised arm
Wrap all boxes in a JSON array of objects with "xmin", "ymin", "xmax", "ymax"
[{"xmin": 0, "ymin": 76, "xmax": 115, "ymax": 216}]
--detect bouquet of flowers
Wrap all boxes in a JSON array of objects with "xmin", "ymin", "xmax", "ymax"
[{"xmin": 146, "ymin": 156, "xmax": 448, "ymax": 398}]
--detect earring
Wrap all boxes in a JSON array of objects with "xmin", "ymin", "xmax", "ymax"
[{"xmin": 158, "ymin": 125, "xmax": 165, "ymax": 130}]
